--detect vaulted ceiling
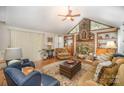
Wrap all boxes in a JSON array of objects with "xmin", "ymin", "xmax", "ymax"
[{"xmin": 0, "ymin": 6, "xmax": 124, "ymax": 34}]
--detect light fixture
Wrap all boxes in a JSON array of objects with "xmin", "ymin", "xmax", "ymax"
[
  {"xmin": 58, "ymin": 6, "xmax": 80, "ymax": 21},
  {"xmin": 47, "ymin": 42, "xmax": 52, "ymax": 49},
  {"xmin": 67, "ymin": 16, "xmax": 71, "ymax": 20},
  {"xmin": 106, "ymin": 41, "xmax": 117, "ymax": 54}
]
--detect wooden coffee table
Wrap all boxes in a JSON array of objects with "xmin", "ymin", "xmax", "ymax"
[{"xmin": 59, "ymin": 60, "xmax": 81, "ymax": 79}]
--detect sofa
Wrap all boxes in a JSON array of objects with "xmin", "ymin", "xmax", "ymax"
[
  {"xmin": 4, "ymin": 62, "xmax": 60, "ymax": 86},
  {"xmin": 55, "ymin": 48, "xmax": 71, "ymax": 60},
  {"xmin": 96, "ymin": 48, "xmax": 116, "ymax": 55}
]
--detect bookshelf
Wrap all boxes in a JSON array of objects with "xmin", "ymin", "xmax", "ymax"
[{"xmin": 97, "ymin": 31, "xmax": 117, "ymax": 48}]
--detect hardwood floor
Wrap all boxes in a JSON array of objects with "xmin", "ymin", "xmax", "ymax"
[
  {"xmin": 0, "ymin": 58, "xmax": 60, "ymax": 86},
  {"xmin": 36, "ymin": 58, "xmax": 59, "ymax": 69},
  {"xmin": 0, "ymin": 69, "xmax": 7, "ymax": 86},
  {"xmin": 0, "ymin": 57, "xmax": 97, "ymax": 86}
]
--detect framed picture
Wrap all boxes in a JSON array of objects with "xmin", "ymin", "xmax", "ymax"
[{"xmin": 48, "ymin": 37, "xmax": 53, "ymax": 42}]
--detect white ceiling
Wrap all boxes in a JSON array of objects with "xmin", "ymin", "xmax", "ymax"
[{"xmin": 0, "ymin": 6, "xmax": 124, "ymax": 34}]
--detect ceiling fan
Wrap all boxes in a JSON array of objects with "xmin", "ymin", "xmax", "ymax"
[{"xmin": 58, "ymin": 6, "xmax": 80, "ymax": 21}]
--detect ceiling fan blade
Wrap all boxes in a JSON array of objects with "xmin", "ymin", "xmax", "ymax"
[
  {"xmin": 58, "ymin": 14, "xmax": 66, "ymax": 17},
  {"xmin": 62, "ymin": 17, "xmax": 67, "ymax": 21},
  {"xmin": 71, "ymin": 14, "xmax": 80, "ymax": 17}
]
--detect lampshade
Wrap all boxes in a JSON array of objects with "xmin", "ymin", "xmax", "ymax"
[
  {"xmin": 106, "ymin": 41, "xmax": 117, "ymax": 48},
  {"xmin": 47, "ymin": 42, "xmax": 52, "ymax": 45},
  {"xmin": 4, "ymin": 48, "xmax": 22, "ymax": 61}
]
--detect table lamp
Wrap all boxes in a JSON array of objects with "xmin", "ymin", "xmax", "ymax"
[
  {"xmin": 47, "ymin": 42, "xmax": 52, "ymax": 49},
  {"xmin": 106, "ymin": 41, "xmax": 117, "ymax": 53}
]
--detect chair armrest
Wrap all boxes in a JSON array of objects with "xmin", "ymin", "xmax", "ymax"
[
  {"xmin": 19, "ymin": 71, "xmax": 42, "ymax": 86},
  {"xmin": 4, "ymin": 68, "xmax": 25, "ymax": 85}
]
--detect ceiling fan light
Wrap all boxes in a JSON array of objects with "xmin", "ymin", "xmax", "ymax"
[{"xmin": 67, "ymin": 16, "xmax": 71, "ymax": 20}]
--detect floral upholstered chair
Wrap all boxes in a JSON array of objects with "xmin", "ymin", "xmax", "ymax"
[{"xmin": 78, "ymin": 53, "xmax": 124, "ymax": 86}]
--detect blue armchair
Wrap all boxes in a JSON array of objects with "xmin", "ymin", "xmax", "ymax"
[
  {"xmin": 4, "ymin": 62, "xmax": 60, "ymax": 86},
  {"xmin": 4, "ymin": 67, "xmax": 42, "ymax": 86}
]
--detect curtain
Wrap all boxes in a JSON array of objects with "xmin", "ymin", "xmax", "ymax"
[{"xmin": 10, "ymin": 30, "xmax": 44, "ymax": 61}]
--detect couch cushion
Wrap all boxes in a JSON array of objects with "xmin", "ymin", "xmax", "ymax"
[
  {"xmin": 58, "ymin": 53, "xmax": 69, "ymax": 56},
  {"xmin": 96, "ymin": 48, "xmax": 116, "ymax": 55},
  {"xmin": 114, "ymin": 64, "xmax": 124, "ymax": 85},
  {"xmin": 115, "ymin": 58, "xmax": 124, "ymax": 64},
  {"xmin": 112, "ymin": 57, "xmax": 124, "ymax": 66}
]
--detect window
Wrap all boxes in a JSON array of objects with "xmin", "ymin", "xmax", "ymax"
[
  {"xmin": 90, "ymin": 21, "xmax": 111, "ymax": 31},
  {"xmin": 68, "ymin": 25, "xmax": 79, "ymax": 34}
]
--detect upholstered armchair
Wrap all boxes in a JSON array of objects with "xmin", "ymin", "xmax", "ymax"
[
  {"xmin": 78, "ymin": 53, "xmax": 124, "ymax": 86},
  {"xmin": 4, "ymin": 62, "xmax": 60, "ymax": 86},
  {"xmin": 4, "ymin": 67, "xmax": 42, "ymax": 86},
  {"xmin": 55, "ymin": 48, "xmax": 71, "ymax": 60}
]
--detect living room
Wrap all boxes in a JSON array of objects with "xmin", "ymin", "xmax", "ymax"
[{"xmin": 0, "ymin": 6, "xmax": 124, "ymax": 87}]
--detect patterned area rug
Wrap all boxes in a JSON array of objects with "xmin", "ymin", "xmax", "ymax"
[{"xmin": 41, "ymin": 61, "xmax": 95, "ymax": 86}]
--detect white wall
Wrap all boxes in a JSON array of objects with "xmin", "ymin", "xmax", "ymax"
[
  {"xmin": 0, "ymin": 7, "xmax": 6, "ymax": 22},
  {"xmin": 0, "ymin": 22, "xmax": 10, "ymax": 50},
  {"xmin": 0, "ymin": 23, "xmax": 60, "ymax": 61},
  {"xmin": 58, "ymin": 35, "xmax": 64, "ymax": 48},
  {"xmin": 8, "ymin": 26, "xmax": 60, "ymax": 61},
  {"xmin": 118, "ymin": 24, "xmax": 124, "ymax": 54},
  {"xmin": 10, "ymin": 30, "xmax": 45, "ymax": 61},
  {"xmin": 0, "ymin": 22, "xmax": 10, "ymax": 58},
  {"xmin": 44, "ymin": 32, "xmax": 59, "ymax": 49}
]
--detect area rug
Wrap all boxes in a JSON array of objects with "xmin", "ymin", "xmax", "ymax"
[{"xmin": 40, "ymin": 61, "xmax": 96, "ymax": 86}]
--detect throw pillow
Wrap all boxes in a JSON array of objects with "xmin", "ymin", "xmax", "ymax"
[
  {"xmin": 93, "ymin": 61, "xmax": 112, "ymax": 82},
  {"xmin": 97, "ymin": 53, "xmax": 113, "ymax": 62},
  {"xmin": 8, "ymin": 60, "xmax": 21, "ymax": 65},
  {"xmin": 114, "ymin": 64, "xmax": 124, "ymax": 85}
]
